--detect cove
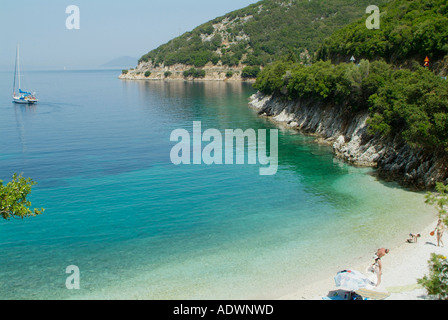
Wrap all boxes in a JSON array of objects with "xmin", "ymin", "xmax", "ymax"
[
  {"xmin": 169, "ymin": 121, "xmax": 278, "ymax": 175},
  {"xmin": 0, "ymin": 74, "xmax": 435, "ymax": 299}
]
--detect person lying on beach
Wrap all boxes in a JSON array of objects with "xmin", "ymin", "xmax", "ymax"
[{"xmin": 406, "ymin": 233, "xmax": 421, "ymax": 243}]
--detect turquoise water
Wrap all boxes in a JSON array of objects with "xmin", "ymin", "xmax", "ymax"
[{"xmin": 0, "ymin": 70, "xmax": 434, "ymax": 299}]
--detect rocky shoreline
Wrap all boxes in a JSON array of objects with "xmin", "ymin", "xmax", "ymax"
[
  {"xmin": 119, "ymin": 61, "xmax": 255, "ymax": 82},
  {"xmin": 249, "ymin": 92, "xmax": 448, "ymax": 190}
]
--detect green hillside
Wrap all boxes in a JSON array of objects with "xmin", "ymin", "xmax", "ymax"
[
  {"xmin": 254, "ymin": 0, "xmax": 448, "ymax": 153},
  {"xmin": 317, "ymin": 0, "xmax": 448, "ymax": 71},
  {"xmin": 139, "ymin": 0, "xmax": 389, "ymax": 69}
]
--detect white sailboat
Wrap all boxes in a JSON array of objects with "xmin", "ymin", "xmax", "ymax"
[{"xmin": 12, "ymin": 44, "xmax": 38, "ymax": 104}]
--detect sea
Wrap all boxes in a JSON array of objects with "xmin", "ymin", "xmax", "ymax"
[{"xmin": 0, "ymin": 69, "xmax": 435, "ymax": 299}]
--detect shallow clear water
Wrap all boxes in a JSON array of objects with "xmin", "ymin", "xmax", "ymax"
[{"xmin": 0, "ymin": 70, "xmax": 435, "ymax": 299}]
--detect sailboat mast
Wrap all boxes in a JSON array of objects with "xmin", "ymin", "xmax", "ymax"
[
  {"xmin": 17, "ymin": 44, "xmax": 21, "ymax": 90},
  {"xmin": 13, "ymin": 44, "xmax": 18, "ymax": 95}
]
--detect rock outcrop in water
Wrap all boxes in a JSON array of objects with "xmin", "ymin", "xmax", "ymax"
[{"xmin": 249, "ymin": 92, "xmax": 448, "ymax": 190}]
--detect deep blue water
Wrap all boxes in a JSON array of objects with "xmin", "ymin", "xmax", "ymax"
[{"xmin": 0, "ymin": 70, "xmax": 434, "ymax": 299}]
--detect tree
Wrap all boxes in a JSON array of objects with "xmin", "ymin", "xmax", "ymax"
[
  {"xmin": 418, "ymin": 253, "xmax": 448, "ymax": 300},
  {"xmin": 0, "ymin": 173, "xmax": 44, "ymax": 220},
  {"xmin": 183, "ymin": 68, "xmax": 206, "ymax": 78},
  {"xmin": 425, "ymin": 182, "xmax": 448, "ymax": 225},
  {"xmin": 241, "ymin": 66, "xmax": 260, "ymax": 79}
]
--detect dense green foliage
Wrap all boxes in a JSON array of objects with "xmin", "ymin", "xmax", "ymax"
[
  {"xmin": 0, "ymin": 173, "xmax": 44, "ymax": 220},
  {"xmin": 139, "ymin": 0, "xmax": 388, "ymax": 68},
  {"xmin": 367, "ymin": 67, "xmax": 448, "ymax": 150},
  {"xmin": 317, "ymin": 0, "xmax": 448, "ymax": 67},
  {"xmin": 253, "ymin": 0, "xmax": 448, "ymax": 152},
  {"xmin": 254, "ymin": 59, "xmax": 448, "ymax": 151},
  {"xmin": 255, "ymin": 59, "xmax": 375, "ymax": 110},
  {"xmin": 183, "ymin": 68, "xmax": 206, "ymax": 78},
  {"xmin": 144, "ymin": 71, "xmax": 151, "ymax": 77},
  {"xmin": 241, "ymin": 66, "xmax": 260, "ymax": 79},
  {"xmin": 418, "ymin": 253, "xmax": 448, "ymax": 300}
]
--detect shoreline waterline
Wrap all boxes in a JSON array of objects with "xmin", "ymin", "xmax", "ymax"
[
  {"xmin": 244, "ymin": 92, "xmax": 445, "ymax": 300},
  {"xmin": 61, "ymin": 171, "xmax": 438, "ymax": 300},
  {"xmin": 280, "ymin": 217, "xmax": 446, "ymax": 300}
]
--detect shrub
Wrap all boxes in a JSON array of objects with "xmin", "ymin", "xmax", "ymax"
[
  {"xmin": 200, "ymin": 24, "xmax": 214, "ymax": 35},
  {"xmin": 241, "ymin": 66, "xmax": 261, "ymax": 79},
  {"xmin": 122, "ymin": 69, "xmax": 128, "ymax": 75},
  {"xmin": 183, "ymin": 68, "xmax": 206, "ymax": 78},
  {"xmin": 144, "ymin": 71, "xmax": 151, "ymax": 77},
  {"xmin": 418, "ymin": 254, "xmax": 448, "ymax": 300},
  {"xmin": 221, "ymin": 54, "xmax": 240, "ymax": 67},
  {"xmin": 164, "ymin": 71, "xmax": 172, "ymax": 77},
  {"xmin": 226, "ymin": 70, "xmax": 234, "ymax": 78}
]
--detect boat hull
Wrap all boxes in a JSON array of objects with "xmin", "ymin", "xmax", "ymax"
[{"xmin": 13, "ymin": 97, "xmax": 38, "ymax": 104}]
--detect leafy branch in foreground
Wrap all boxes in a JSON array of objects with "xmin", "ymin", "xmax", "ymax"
[
  {"xmin": 0, "ymin": 173, "xmax": 44, "ymax": 220},
  {"xmin": 425, "ymin": 182, "xmax": 448, "ymax": 224},
  {"xmin": 418, "ymin": 254, "xmax": 448, "ymax": 300}
]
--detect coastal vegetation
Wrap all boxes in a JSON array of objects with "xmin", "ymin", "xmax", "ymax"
[
  {"xmin": 0, "ymin": 173, "xmax": 44, "ymax": 220},
  {"xmin": 418, "ymin": 253, "xmax": 448, "ymax": 300},
  {"xmin": 183, "ymin": 68, "xmax": 206, "ymax": 79},
  {"xmin": 138, "ymin": 0, "xmax": 388, "ymax": 69},
  {"xmin": 241, "ymin": 66, "xmax": 260, "ymax": 79},
  {"xmin": 254, "ymin": 59, "xmax": 448, "ymax": 153},
  {"xmin": 254, "ymin": 0, "xmax": 448, "ymax": 154},
  {"xmin": 317, "ymin": 0, "xmax": 448, "ymax": 70},
  {"xmin": 425, "ymin": 183, "xmax": 448, "ymax": 227}
]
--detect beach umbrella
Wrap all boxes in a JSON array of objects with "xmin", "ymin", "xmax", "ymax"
[{"xmin": 334, "ymin": 270, "xmax": 371, "ymax": 292}]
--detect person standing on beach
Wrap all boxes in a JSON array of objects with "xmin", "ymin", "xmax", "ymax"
[
  {"xmin": 372, "ymin": 248, "xmax": 389, "ymax": 287},
  {"xmin": 433, "ymin": 219, "xmax": 445, "ymax": 247}
]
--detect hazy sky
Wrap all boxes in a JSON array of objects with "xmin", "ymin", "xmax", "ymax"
[{"xmin": 0, "ymin": 0, "xmax": 259, "ymax": 70}]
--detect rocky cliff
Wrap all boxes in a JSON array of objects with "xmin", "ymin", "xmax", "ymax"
[{"xmin": 249, "ymin": 92, "xmax": 448, "ymax": 190}]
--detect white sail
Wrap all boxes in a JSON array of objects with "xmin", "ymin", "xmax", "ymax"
[{"xmin": 12, "ymin": 44, "xmax": 38, "ymax": 104}]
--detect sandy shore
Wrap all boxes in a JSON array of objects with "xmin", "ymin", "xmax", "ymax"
[{"xmin": 281, "ymin": 219, "xmax": 447, "ymax": 300}]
